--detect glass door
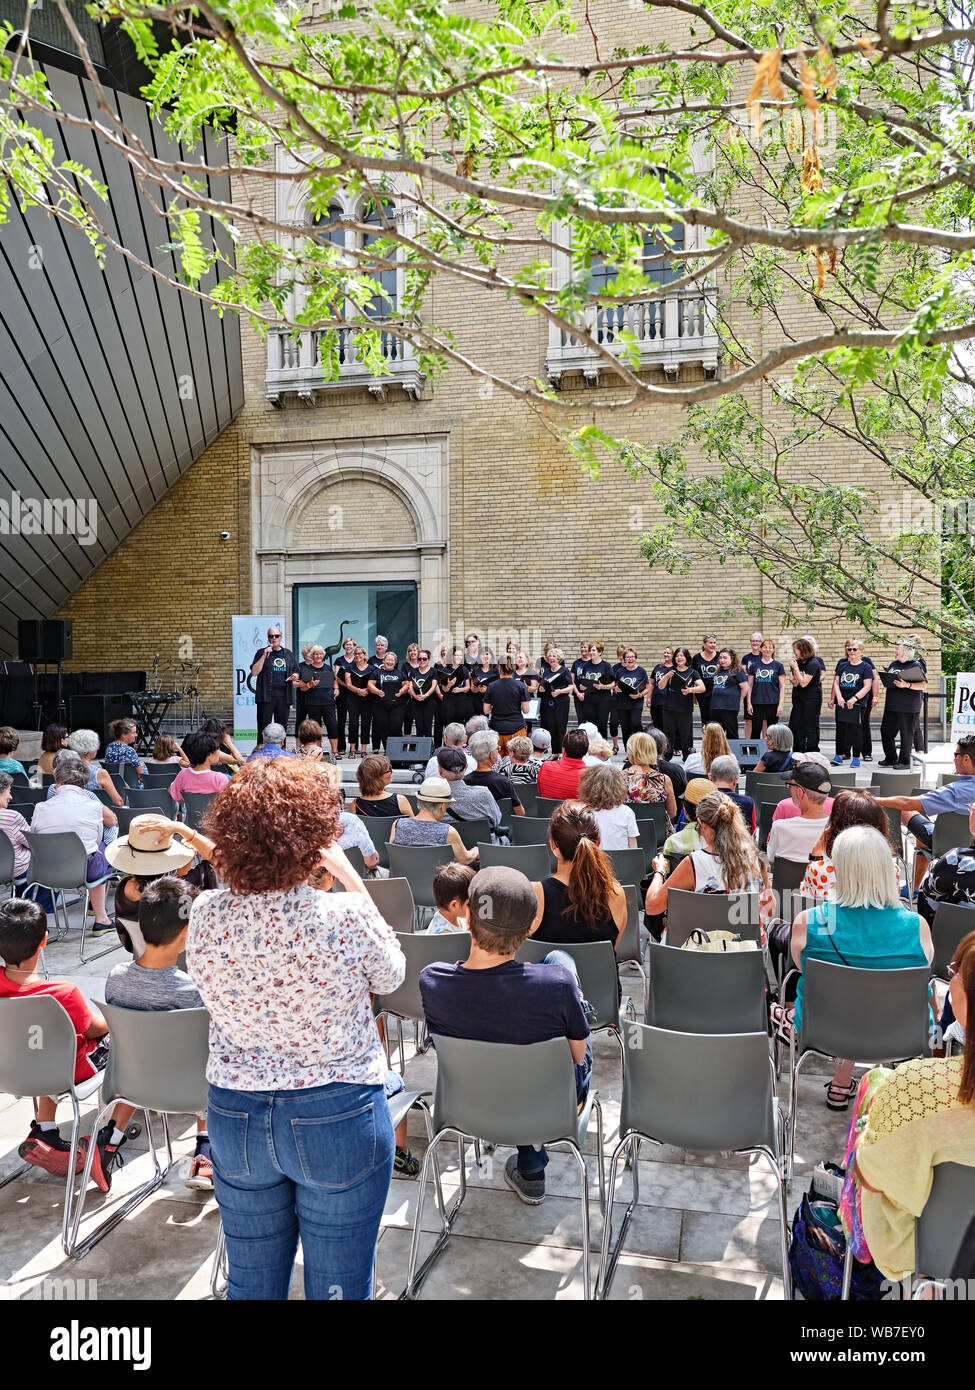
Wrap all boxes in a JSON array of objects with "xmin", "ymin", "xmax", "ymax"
[{"xmin": 293, "ymin": 582, "xmax": 418, "ymax": 664}]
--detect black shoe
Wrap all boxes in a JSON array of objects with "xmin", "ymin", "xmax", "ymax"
[
  {"xmin": 877, "ymin": 760, "xmax": 895, "ymax": 767},
  {"xmin": 89, "ymin": 1124, "xmax": 126, "ymax": 1193},
  {"xmin": 90, "ymin": 919, "xmax": 117, "ymax": 936}
]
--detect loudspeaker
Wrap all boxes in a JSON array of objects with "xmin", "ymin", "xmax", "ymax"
[
  {"xmin": 68, "ymin": 694, "xmax": 132, "ymax": 750},
  {"xmin": 18, "ymin": 619, "xmax": 73, "ymax": 664}
]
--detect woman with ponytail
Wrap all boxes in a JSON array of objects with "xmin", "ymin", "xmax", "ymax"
[
  {"xmin": 528, "ymin": 802, "xmax": 627, "ymax": 953},
  {"xmin": 645, "ymin": 791, "xmax": 773, "ymax": 916}
]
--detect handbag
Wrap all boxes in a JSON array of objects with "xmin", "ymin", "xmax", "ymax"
[
  {"xmin": 681, "ymin": 928, "xmax": 758, "ymax": 953},
  {"xmin": 789, "ymin": 1192, "xmax": 883, "ymax": 1300}
]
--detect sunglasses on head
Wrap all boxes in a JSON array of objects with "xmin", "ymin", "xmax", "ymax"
[{"xmin": 948, "ymin": 961, "xmax": 960, "ymax": 980}]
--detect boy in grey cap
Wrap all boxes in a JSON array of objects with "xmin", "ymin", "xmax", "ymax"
[{"xmin": 419, "ymin": 865, "xmax": 592, "ymax": 1205}]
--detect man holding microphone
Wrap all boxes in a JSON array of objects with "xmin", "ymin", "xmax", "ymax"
[{"xmin": 250, "ymin": 626, "xmax": 300, "ymax": 743}]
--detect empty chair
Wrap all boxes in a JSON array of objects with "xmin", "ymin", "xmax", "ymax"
[
  {"xmin": 404, "ymin": 1036, "xmax": 604, "ymax": 1299},
  {"xmin": 496, "ymin": 797, "xmax": 513, "ymax": 824},
  {"xmin": 509, "ymin": 816, "xmax": 552, "ymax": 846},
  {"xmin": 645, "ymin": 941, "xmax": 767, "ymax": 1033},
  {"xmin": 364, "ymin": 877, "xmax": 416, "ymax": 934},
  {"xmin": 517, "ymin": 937, "xmax": 631, "ymax": 1055},
  {"xmin": 597, "ymin": 1024, "xmax": 789, "ymax": 1299},
  {"xmin": 873, "ymin": 769, "xmax": 918, "ymax": 798},
  {"xmin": 771, "ymin": 856, "xmax": 808, "ymax": 924},
  {"xmin": 125, "ymin": 789, "xmax": 173, "ymax": 814},
  {"xmin": 604, "ymin": 847, "xmax": 646, "ymax": 891},
  {"xmin": 183, "ymin": 791, "xmax": 217, "ymax": 831},
  {"xmin": 0, "ymin": 835, "xmax": 16, "ymax": 895},
  {"xmin": 448, "ymin": 818, "xmax": 492, "ymax": 852},
  {"xmin": 931, "ymin": 812, "xmax": 972, "ymax": 858},
  {"xmin": 142, "ymin": 771, "xmax": 180, "ymax": 792},
  {"xmin": 387, "ymin": 844, "xmax": 455, "ymax": 917},
  {"xmin": 0, "ymin": 995, "xmax": 105, "ymax": 1254},
  {"xmin": 827, "ymin": 769, "xmax": 858, "ymax": 788},
  {"xmin": 929, "ymin": 902, "xmax": 975, "ymax": 983},
  {"xmin": 477, "ymin": 842, "xmax": 551, "ymax": 881},
  {"xmin": 373, "ymin": 931, "xmax": 471, "ymax": 1071},
  {"xmin": 937, "ymin": 772, "xmax": 961, "ymax": 788},
  {"xmin": 534, "ymin": 796, "xmax": 565, "ymax": 819},
  {"xmin": 67, "ymin": 1002, "xmax": 210, "ymax": 1258},
  {"xmin": 515, "ymin": 785, "xmax": 538, "ymax": 817},
  {"xmin": 617, "ymin": 884, "xmax": 647, "ymax": 1012},
  {"xmin": 144, "ymin": 763, "xmax": 181, "ymax": 785},
  {"xmin": 22, "ymin": 830, "xmax": 116, "ymax": 962},
  {"xmin": 914, "ymin": 1162, "xmax": 975, "ymax": 1296},
  {"xmin": 787, "ymin": 959, "xmax": 930, "ymax": 1177},
  {"xmin": 664, "ymin": 888, "xmax": 762, "ymax": 949},
  {"xmin": 629, "ymin": 801, "xmax": 668, "ymax": 844}
]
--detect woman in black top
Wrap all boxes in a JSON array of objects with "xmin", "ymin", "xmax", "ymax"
[
  {"xmin": 441, "ymin": 648, "xmax": 470, "ymax": 729},
  {"xmin": 469, "ymin": 650, "xmax": 499, "ymax": 719},
  {"xmin": 614, "ymin": 648, "xmax": 650, "ymax": 743},
  {"xmin": 484, "ymin": 659, "xmax": 531, "ymax": 754},
  {"xmin": 657, "ymin": 646, "xmax": 704, "ymax": 760},
  {"xmin": 409, "ymin": 649, "xmax": 440, "ymax": 739},
  {"xmin": 334, "ymin": 637, "xmax": 357, "ymax": 754},
  {"xmin": 538, "ymin": 646, "xmax": 573, "ymax": 752},
  {"xmin": 830, "ymin": 642, "xmax": 874, "ymax": 767},
  {"xmin": 648, "ymin": 647, "xmax": 673, "ymax": 732},
  {"xmin": 576, "ymin": 640, "xmax": 616, "ymax": 739},
  {"xmin": 832, "ymin": 639, "xmax": 878, "ymax": 762},
  {"xmin": 528, "ymin": 803, "xmax": 626, "ymax": 990},
  {"xmin": 296, "ymin": 645, "xmax": 339, "ymax": 756},
  {"xmin": 343, "ymin": 646, "xmax": 374, "ymax": 757},
  {"xmin": 401, "ymin": 644, "xmax": 421, "ymax": 735},
  {"xmin": 350, "ymin": 754, "xmax": 415, "ymax": 818},
  {"xmin": 880, "ymin": 640, "xmax": 927, "ymax": 767},
  {"xmin": 367, "ymin": 652, "xmax": 411, "ymax": 752},
  {"xmin": 571, "ymin": 642, "xmax": 591, "ymax": 728},
  {"xmin": 788, "ymin": 637, "xmax": 826, "ymax": 753},
  {"xmin": 432, "ymin": 647, "xmax": 453, "ymax": 746},
  {"xmin": 608, "ymin": 642, "xmax": 629, "ymax": 753},
  {"xmin": 692, "ymin": 635, "xmax": 720, "ymax": 726}
]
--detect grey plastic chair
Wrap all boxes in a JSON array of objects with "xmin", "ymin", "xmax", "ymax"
[
  {"xmin": 113, "ymin": 806, "xmax": 150, "ymax": 838},
  {"xmin": 67, "ymin": 1001, "xmax": 210, "ymax": 1258},
  {"xmin": 182, "ymin": 791, "xmax": 216, "ymax": 831},
  {"xmin": 374, "ymin": 930, "xmax": 471, "ymax": 1072},
  {"xmin": 516, "ymin": 785, "xmax": 538, "ymax": 817},
  {"xmin": 771, "ymin": 857, "xmax": 808, "ymax": 924},
  {"xmin": 14, "ymin": 786, "xmax": 47, "ymax": 808},
  {"xmin": 931, "ymin": 812, "xmax": 972, "ymax": 858},
  {"xmin": 352, "ymin": 814, "xmax": 397, "ymax": 870},
  {"xmin": 665, "ymin": 888, "xmax": 762, "ymax": 949},
  {"xmin": 634, "ymin": 818, "xmax": 658, "ymax": 873},
  {"xmin": 617, "ymin": 884, "xmax": 647, "ymax": 1012},
  {"xmin": 645, "ymin": 941, "xmax": 768, "ymax": 1033},
  {"xmin": 534, "ymin": 796, "xmax": 566, "ymax": 819},
  {"xmin": 144, "ymin": 763, "xmax": 181, "ymax": 785},
  {"xmin": 788, "ymin": 959, "xmax": 930, "ymax": 1177},
  {"xmin": 930, "ymin": 902, "xmax": 975, "ymax": 982},
  {"xmin": 477, "ymin": 842, "xmax": 551, "ymax": 880},
  {"xmin": 125, "ymin": 789, "xmax": 173, "ymax": 814},
  {"xmin": 108, "ymin": 772, "xmax": 128, "ymax": 800},
  {"xmin": 387, "ymin": 843, "xmax": 456, "ymax": 920},
  {"xmin": 745, "ymin": 772, "xmax": 791, "ymax": 802},
  {"xmin": 630, "ymin": 799, "xmax": 668, "ymax": 839},
  {"xmin": 0, "ymin": 995, "xmax": 105, "ymax": 1253},
  {"xmin": 873, "ymin": 769, "xmax": 918, "ymax": 798},
  {"xmin": 516, "ymin": 937, "xmax": 632, "ymax": 1063},
  {"xmin": 364, "ymin": 877, "xmax": 416, "ymax": 934},
  {"xmin": 22, "ymin": 830, "xmax": 118, "ymax": 963},
  {"xmin": 937, "ymin": 772, "xmax": 962, "ymax": 788},
  {"xmin": 448, "ymin": 818, "xmax": 492, "ymax": 852},
  {"xmin": 328, "ymin": 845, "xmax": 367, "ymax": 885},
  {"xmin": 404, "ymin": 1036, "xmax": 605, "ymax": 1300},
  {"xmin": 604, "ymin": 847, "xmax": 646, "ymax": 891},
  {"xmin": 757, "ymin": 801, "xmax": 778, "ymax": 852},
  {"xmin": 827, "ymin": 769, "xmax": 857, "ymax": 788},
  {"xmin": 0, "ymin": 834, "xmax": 16, "ymax": 896},
  {"xmin": 597, "ymin": 1023, "xmax": 789, "ymax": 1299},
  {"xmin": 121, "ymin": 761, "xmax": 142, "ymax": 788}
]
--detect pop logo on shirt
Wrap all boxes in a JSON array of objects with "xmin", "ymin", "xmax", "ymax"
[{"xmin": 756, "ymin": 667, "xmax": 775, "ymax": 680}]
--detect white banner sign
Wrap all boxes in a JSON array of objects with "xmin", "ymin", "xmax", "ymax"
[
  {"xmin": 950, "ymin": 672, "xmax": 975, "ymax": 743},
  {"xmin": 232, "ymin": 614, "xmax": 284, "ymax": 751}
]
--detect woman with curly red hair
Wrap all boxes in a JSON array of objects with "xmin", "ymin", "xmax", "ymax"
[{"xmin": 185, "ymin": 758, "xmax": 405, "ymax": 1301}]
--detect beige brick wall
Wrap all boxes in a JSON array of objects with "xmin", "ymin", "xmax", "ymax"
[{"xmin": 293, "ymin": 477, "xmax": 416, "ymax": 549}]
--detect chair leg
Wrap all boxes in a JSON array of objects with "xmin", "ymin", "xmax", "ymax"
[
  {"xmin": 210, "ymin": 1220, "xmax": 228, "ymax": 1299},
  {"xmin": 787, "ymin": 1049, "xmax": 820, "ymax": 1180},
  {"xmin": 60, "ymin": 1094, "xmax": 84, "ymax": 1257},
  {"xmin": 756, "ymin": 1146, "xmax": 792, "ymax": 1301},
  {"xmin": 841, "ymin": 1240, "xmax": 853, "ymax": 1301},
  {"xmin": 402, "ymin": 1129, "xmax": 466, "ymax": 1299},
  {"xmin": 593, "ymin": 1097, "xmax": 606, "ymax": 1216},
  {"xmin": 597, "ymin": 1135, "xmax": 637, "ymax": 1300},
  {"xmin": 568, "ymin": 1143, "xmax": 592, "ymax": 1300},
  {"xmin": 67, "ymin": 1104, "xmax": 167, "ymax": 1260}
]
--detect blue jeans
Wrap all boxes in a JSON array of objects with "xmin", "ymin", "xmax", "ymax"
[
  {"xmin": 208, "ymin": 1080, "xmax": 394, "ymax": 1301},
  {"xmin": 517, "ymin": 950, "xmax": 593, "ymax": 1177}
]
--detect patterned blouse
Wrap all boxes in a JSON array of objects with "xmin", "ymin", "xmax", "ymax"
[
  {"xmin": 917, "ymin": 843, "xmax": 975, "ymax": 926},
  {"xmin": 185, "ymin": 885, "xmax": 405, "ymax": 1091},
  {"xmin": 800, "ymin": 855, "xmax": 835, "ymax": 900},
  {"xmin": 624, "ymin": 765, "xmax": 669, "ymax": 803},
  {"xmin": 103, "ymin": 740, "xmax": 145, "ymax": 786}
]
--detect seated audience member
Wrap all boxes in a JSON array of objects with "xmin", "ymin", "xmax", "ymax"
[
  {"xmin": 107, "ymin": 815, "xmax": 216, "ymax": 952},
  {"xmin": 48, "ymin": 746, "xmax": 121, "ymax": 845},
  {"xmin": 464, "ymin": 731, "xmax": 525, "ymax": 814},
  {"xmin": 201, "ymin": 717, "xmax": 246, "ymax": 768},
  {"xmin": 424, "ymin": 722, "xmax": 477, "ymax": 779},
  {"xmin": 683, "ymin": 723, "xmax": 732, "ymax": 779},
  {"xmin": 753, "ymin": 723, "xmax": 795, "ymax": 774},
  {"xmin": 766, "ymin": 762, "xmax": 832, "ymax": 866},
  {"xmin": 769, "ymin": 752, "xmax": 836, "ymax": 828},
  {"xmin": 778, "ymin": 826, "xmax": 933, "ymax": 1110},
  {"xmin": 351, "ymin": 754, "xmax": 415, "ymax": 818},
  {"xmin": 877, "ymin": 733, "xmax": 975, "ymax": 893},
  {"xmin": 537, "ymin": 728, "xmax": 590, "ymax": 800},
  {"xmin": 245, "ymin": 722, "xmax": 296, "ymax": 762},
  {"xmin": 917, "ymin": 799, "xmax": 975, "ymax": 927},
  {"xmin": 465, "ymin": 715, "xmax": 490, "ymax": 737},
  {"xmin": 1, "ymin": 898, "xmax": 131, "ymax": 1190},
  {"xmin": 0, "ymin": 726, "xmax": 27, "ymax": 779},
  {"xmin": 499, "ymin": 735, "xmax": 543, "ymax": 784},
  {"xmin": 388, "ymin": 776, "xmax": 478, "ymax": 865},
  {"xmin": 32, "ymin": 753, "xmax": 117, "ymax": 934},
  {"xmin": 578, "ymin": 764, "xmax": 638, "ymax": 850},
  {"xmin": 302, "ymin": 761, "xmax": 380, "ymax": 872},
  {"xmin": 103, "ymin": 718, "xmax": 147, "ymax": 784},
  {"xmin": 531, "ymin": 727, "xmax": 554, "ymax": 761},
  {"xmin": 151, "ymin": 734, "xmax": 188, "ymax": 766},
  {"xmin": 169, "ymin": 731, "xmax": 230, "ymax": 803},
  {"xmin": 622, "ymin": 731, "xmax": 677, "ymax": 823},
  {"xmin": 424, "ymin": 862, "xmax": 476, "ymax": 934},
  {"xmin": 800, "ymin": 790, "xmax": 892, "ymax": 900},
  {"xmin": 37, "ymin": 723, "xmax": 69, "ymax": 777},
  {"xmin": 708, "ymin": 754, "xmax": 756, "ymax": 833},
  {"xmin": 419, "ymin": 865, "xmax": 592, "ymax": 1204},
  {"xmin": 848, "ymin": 930, "xmax": 975, "ymax": 1281},
  {"xmin": 661, "ymin": 778, "xmax": 718, "ymax": 859},
  {"xmin": 105, "ymin": 876, "xmax": 213, "ymax": 1189},
  {"xmin": 645, "ymin": 726, "xmax": 687, "ymax": 799},
  {"xmin": 576, "ymin": 723, "xmax": 600, "ymax": 762},
  {"xmin": 645, "ymin": 790, "xmax": 773, "ymax": 918},
  {"xmin": 0, "ymin": 772, "xmax": 30, "ymax": 882},
  {"xmin": 66, "ymin": 730, "xmax": 125, "ymax": 808},
  {"xmin": 529, "ymin": 802, "xmax": 627, "ymax": 953},
  {"xmin": 582, "ymin": 736, "xmax": 614, "ymax": 765},
  {"xmin": 296, "ymin": 719, "xmax": 327, "ymax": 761},
  {"xmin": 438, "ymin": 746, "xmax": 501, "ymax": 833}
]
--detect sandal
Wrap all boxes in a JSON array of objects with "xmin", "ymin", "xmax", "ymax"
[
  {"xmin": 825, "ymin": 1079, "xmax": 857, "ymax": 1111},
  {"xmin": 769, "ymin": 1002, "xmax": 795, "ymax": 1045},
  {"xmin": 394, "ymin": 1147, "xmax": 420, "ymax": 1177}
]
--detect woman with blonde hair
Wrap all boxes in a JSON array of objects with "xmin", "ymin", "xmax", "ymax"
[
  {"xmin": 622, "ymin": 731, "xmax": 677, "ymax": 822},
  {"xmin": 683, "ymin": 723, "xmax": 732, "ymax": 779},
  {"xmin": 578, "ymin": 763, "xmax": 639, "ymax": 849},
  {"xmin": 538, "ymin": 645, "xmax": 573, "ymax": 751},
  {"xmin": 645, "ymin": 791, "xmax": 773, "ymax": 915}
]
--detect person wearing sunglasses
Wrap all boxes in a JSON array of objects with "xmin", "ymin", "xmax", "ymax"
[{"xmin": 250, "ymin": 627, "xmax": 300, "ymax": 746}]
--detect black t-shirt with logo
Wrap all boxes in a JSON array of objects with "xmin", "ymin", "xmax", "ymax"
[
  {"xmin": 335, "ymin": 656, "xmax": 357, "ymax": 692},
  {"xmin": 346, "ymin": 665, "xmax": 373, "ymax": 695},
  {"xmin": 298, "ymin": 662, "xmax": 336, "ymax": 706},
  {"xmin": 834, "ymin": 660, "xmax": 873, "ymax": 722},
  {"xmin": 580, "ymin": 660, "xmax": 614, "ymax": 699},
  {"xmin": 750, "ymin": 660, "xmax": 785, "ymax": 706},
  {"xmin": 470, "ymin": 665, "xmax": 499, "ymax": 693},
  {"xmin": 709, "ymin": 668, "xmax": 748, "ymax": 711},
  {"xmin": 792, "ymin": 656, "xmax": 826, "ymax": 703},
  {"xmin": 615, "ymin": 666, "xmax": 649, "ymax": 707},
  {"xmin": 650, "ymin": 664, "xmax": 672, "ymax": 701},
  {"xmin": 515, "ymin": 668, "xmax": 539, "ymax": 693},
  {"xmin": 571, "ymin": 658, "xmax": 589, "ymax": 690},
  {"xmin": 374, "ymin": 668, "xmax": 408, "ymax": 705},
  {"xmin": 692, "ymin": 653, "xmax": 720, "ymax": 693},
  {"xmin": 884, "ymin": 657, "xmax": 927, "ymax": 713},
  {"xmin": 447, "ymin": 664, "xmax": 470, "ymax": 697},
  {"xmin": 269, "ymin": 654, "xmax": 289, "ymax": 694},
  {"xmin": 411, "ymin": 669, "xmax": 438, "ymax": 699},
  {"xmin": 662, "ymin": 668, "xmax": 697, "ymax": 712},
  {"xmin": 539, "ymin": 665, "xmax": 571, "ymax": 706},
  {"xmin": 742, "ymin": 652, "xmax": 763, "ymax": 678}
]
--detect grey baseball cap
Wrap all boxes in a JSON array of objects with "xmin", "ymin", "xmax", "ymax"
[
  {"xmin": 436, "ymin": 745, "xmax": 468, "ymax": 774},
  {"xmin": 468, "ymin": 866, "xmax": 537, "ymax": 936}
]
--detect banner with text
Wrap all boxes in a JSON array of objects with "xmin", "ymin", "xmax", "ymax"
[
  {"xmin": 950, "ymin": 673, "xmax": 975, "ymax": 743},
  {"xmin": 232, "ymin": 614, "xmax": 285, "ymax": 751}
]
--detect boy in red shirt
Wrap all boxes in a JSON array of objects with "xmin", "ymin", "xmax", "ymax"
[{"xmin": 0, "ymin": 898, "xmax": 128, "ymax": 1190}]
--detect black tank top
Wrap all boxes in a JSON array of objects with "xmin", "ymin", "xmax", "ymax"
[
  {"xmin": 355, "ymin": 794, "xmax": 404, "ymax": 817},
  {"xmin": 533, "ymin": 877, "xmax": 619, "ymax": 951}
]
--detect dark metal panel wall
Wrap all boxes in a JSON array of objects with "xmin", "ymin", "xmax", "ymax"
[{"xmin": 0, "ymin": 64, "xmax": 244, "ymax": 657}]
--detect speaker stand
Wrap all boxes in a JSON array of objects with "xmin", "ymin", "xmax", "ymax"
[
  {"xmin": 55, "ymin": 662, "xmax": 67, "ymax": 724},
  {"xmin": 30, "ymin": 663, "xmax": 43, "ymax": 732}
]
